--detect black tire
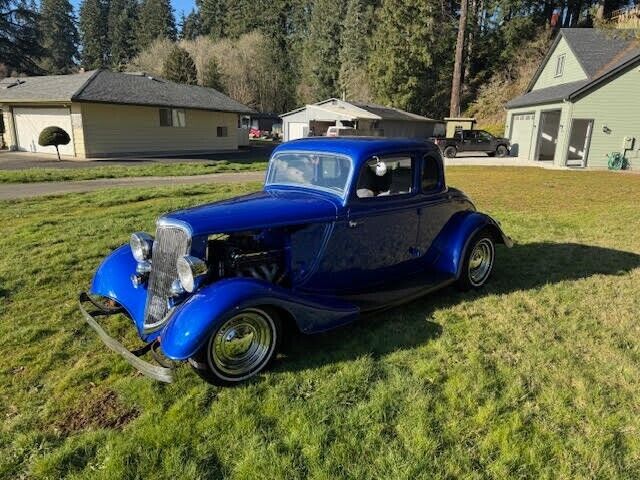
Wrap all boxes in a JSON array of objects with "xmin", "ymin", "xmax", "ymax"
[
  {"xmin": 189, "ymin": 306, "xmax": 281, "ymax": 386},
  {"xmin": 496, "ymin": 145, "xmax": 509, "ymax": 157},
  {"xmin": 443, "ymin": 146, "xmax": 457, "ymax": 158},
  {"xmin": 456, "ymin": 230, "xmax": 495, "ymax": 291}
]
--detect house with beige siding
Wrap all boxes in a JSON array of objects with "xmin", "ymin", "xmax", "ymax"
[
  {"xmin": 505, "ymin": 28, "xmax": 640, "ymax": 170},
  {"xmin": 0, "ymin": 70, "xmax": 253, "ymax": 159}
]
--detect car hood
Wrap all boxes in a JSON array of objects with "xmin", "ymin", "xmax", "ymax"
[{"xmin": 160, "ymin": 189, "xmax": 339, "ymax": 236}]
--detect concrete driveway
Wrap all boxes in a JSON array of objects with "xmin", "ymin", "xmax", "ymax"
[{"xmin": 0, "ymin": 142, "xmax": 275, "ymax": 170}]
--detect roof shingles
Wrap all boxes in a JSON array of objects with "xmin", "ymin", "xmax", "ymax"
[{"xmin": 0, "ymin": 70, "xmax": 253, "ymax": 114}]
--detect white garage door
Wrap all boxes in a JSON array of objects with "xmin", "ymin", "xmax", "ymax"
[
  {"xmin": 287, "ymin": 122, "xmax": 308, "ymax": 141},
  {"xmin": 509, "ymin": 112, "xmax": 535, "ymax": 160},
  {"xmin": 14, "ymin": 107, "xmax": 75, "ymax": 156}
]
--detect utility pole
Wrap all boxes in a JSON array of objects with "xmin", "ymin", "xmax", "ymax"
[{"xmin": 450, "ymin": 0, "xmax": 468, "ymax": 118}]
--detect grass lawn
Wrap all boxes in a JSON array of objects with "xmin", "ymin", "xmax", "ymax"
[
  {"xmin": 0, "ymin": 160, "xmax": 267, "ymax": 184},
  {"xmin": 1, "ymin": 167, "xmax": 639, "ymax": 479}
]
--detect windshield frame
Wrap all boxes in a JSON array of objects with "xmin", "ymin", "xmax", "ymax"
[{"xmin": 265, "ymin": 150, "xmax": 355, "ymax": 200}]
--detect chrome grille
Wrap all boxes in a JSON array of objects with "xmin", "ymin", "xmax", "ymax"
[{"xmin": 144, "ymin": 225, "xmax": 190, "ymax": 329}]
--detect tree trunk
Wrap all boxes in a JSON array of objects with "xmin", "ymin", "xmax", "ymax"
[
  {"xmin": 450, "ymin": 0, "xmax": 468, "ymax": 118},
  {"xmin": 55, "ymin": 145, "xmax": 60, "ymax": 161}
]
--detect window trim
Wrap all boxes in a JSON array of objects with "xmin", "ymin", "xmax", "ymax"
[{"xmin": 554, "ymin": 54, "xmax": 566, "ymax": 78}]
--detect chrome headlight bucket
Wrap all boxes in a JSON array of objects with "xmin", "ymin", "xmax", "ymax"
[
  {"xmin": 177, "ymin": 255, "xmax": 208, "ymax": 293},
  {"xmin": 130, "ymin": 232, "xmax": 154, "ymax": 262}
]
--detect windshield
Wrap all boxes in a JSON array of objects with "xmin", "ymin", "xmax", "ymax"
[{"xmin": 266, "ymin": 152, "xmax": 353, "ymax": 196}]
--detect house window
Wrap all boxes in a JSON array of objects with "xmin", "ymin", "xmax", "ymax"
[
  {"xmin": 554, "ymin": 54, "xmax": 566, "ymax": 77},
  {"xmin": 159, "ymin": 108, "xmax": 186, "ymax": 127},
  {"xmin": 217, "ymin": 126, "xmax": 228, "ymax": 137}
]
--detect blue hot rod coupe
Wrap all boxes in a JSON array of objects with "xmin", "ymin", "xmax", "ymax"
[{"xmin": 80, "ymin": 137, "xmax": 512, "ymax": 385}]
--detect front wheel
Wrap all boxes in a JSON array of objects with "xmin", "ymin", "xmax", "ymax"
[
  {"xmin": 190, "ymin": 307, "xmax": 281, "ymax": 385},
  {"xmin": 456, "ymin": 231, "xmax": 495, "ymax": 291}
]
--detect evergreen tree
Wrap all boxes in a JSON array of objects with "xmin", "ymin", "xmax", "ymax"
[
  {"xmin": 300, "ymin": 0, "xmax": 346, "ymax": 102},
  {"xmin": 108, "ymin": 0, "xmax": 139, "ymax": 70},
  {"xmin": 79, "ymin": 0, "xmax": 107, "ymax": 69},
  {"xmin": 368, "ymin": 0, "xmax": 455, "ymax": 118},
  {"xmin": 180, "ymin": 10, "xmax": 202, "ymax": 40},
  {"xmin": 338, "ymin": 0, "xmax": 374, "ymax": 101},
  {"xmin": 196, "ymin": 0, "xmax": 226, "ymax": 39},
  {"xmin": 0, "ymin": 0, "xmax": 43, "ymax": 74},
  {"xmin": 201, "ymin": 56, "xmax": 223, "ymax": 90},
  {"xmin": 163, "ymin": 45, "xmax": 197, "ymax": 84},
  {"xmin": 39, "ymin": 0, "xmax": 78, "ymax": 73},
  {"xmin": 137, "ymin": 0, "xmax": 176, "ymax": 50}
]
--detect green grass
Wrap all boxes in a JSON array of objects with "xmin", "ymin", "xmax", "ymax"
[
  {"xmin": 0, "ymin": 160, "xmax": 267, "ymax": 184},
  {"xmin": 1, "ymin": 167, "xmax": 639, "ymax": 479}
]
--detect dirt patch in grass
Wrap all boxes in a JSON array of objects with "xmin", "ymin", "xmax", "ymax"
[{"xmin": 53, "ymin": 389, "xmax": 139, "ymax": 435}]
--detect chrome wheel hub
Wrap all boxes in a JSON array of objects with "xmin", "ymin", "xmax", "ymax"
[
  {"xmin": 468, "ymin": 238, "xmax": 494, "ymax": 286},
  {"xmin": 210, "ymin": 309, "xmax": 274, "ymax": 378}
]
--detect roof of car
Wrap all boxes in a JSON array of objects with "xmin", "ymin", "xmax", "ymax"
[{"xmin": 273, "ymin": 137, "xmax": 437, "ymax": 166}]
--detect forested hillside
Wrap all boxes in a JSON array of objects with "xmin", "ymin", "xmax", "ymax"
[{"xmin": 1, "ymin": 0, "xmax": 637, "ymax": 124}]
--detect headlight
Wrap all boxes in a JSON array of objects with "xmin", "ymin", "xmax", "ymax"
[
  {"xmin": 130, "ymin": 232, "xmax": 154, "ymax": 262},
  {"xmin": 177, "ymin": 255, "xmax": 208, "ymax": 293}
]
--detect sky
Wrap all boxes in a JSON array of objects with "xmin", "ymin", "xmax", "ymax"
[{"xmin": 70, "ymin": 0, "xmax": 198, "ymax": 20}]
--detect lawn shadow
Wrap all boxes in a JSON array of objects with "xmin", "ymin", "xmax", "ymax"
[{"xmin": 277, "ymin": 242, "xmax": 640, "ymax": 373}]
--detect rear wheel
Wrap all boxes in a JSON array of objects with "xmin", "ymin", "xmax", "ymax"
[
  {"xmin": 496, "ymin": 145, "xmax": 509, "ymax": 157},
  {"xmin": 190, "ymin": 307, "xmax": 281, "ymax": 385},
  {"xmin": 443, "ymin": 146, "xmax": 457, "ymax": 158},
  {"xmin": 456, "ymin": 230, "xmax": 495, "ymax": 291}
]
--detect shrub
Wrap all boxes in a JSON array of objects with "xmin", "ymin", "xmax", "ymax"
[{"xmin": 38, "ymin": 126, "xmax": 71, "ymax": 160}]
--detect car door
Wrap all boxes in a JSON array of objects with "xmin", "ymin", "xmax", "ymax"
[
  {"xmin": 461, "ymin": 130, "xmax": 476, "ymax": 152},
  {"xmin": 476, "ymin": 131, "xmax": 494, "ymax": 152},
  {"xmin": 305, "ymin": 154, "xmax": 421, "ymax": 295}
]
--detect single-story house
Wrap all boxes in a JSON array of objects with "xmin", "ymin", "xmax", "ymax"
[
  {"xmin": 281, "ymin": 98, "xmax": 444, "ymax": 142},
  {"xmin": 0, "ymin": 69, "xmax": 253, "ymax": 159},
  {"xmin": 505, "ymin": 28, "xmax": 640, "ymax": 169}
]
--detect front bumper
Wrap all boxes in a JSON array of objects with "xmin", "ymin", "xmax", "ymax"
[{"xmin": 79, "ymin": 292, "xmax": 175, "ymax": 383}]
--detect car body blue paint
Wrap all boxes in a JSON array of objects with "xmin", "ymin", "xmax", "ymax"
[
  {"xmin": 87, "ymin": 138, "xmax": 512, "ymax": 365},
  {"xmin": 90, "ymin": 244, "xmax": 152, "ymax": 339},
  {"xmin": 161, "ymin": 277, "xmax": 359, "ymax": 360}
]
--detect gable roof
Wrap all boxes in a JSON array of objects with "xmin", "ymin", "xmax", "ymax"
[
  {"xmin": 509, "ymin": 28, "xmax": 640, "ymax": 109},
  {"xmin": 281, "ymin": 98, "xmax": 439, "ymax": 123},
  {"xmin": 0, "ymin": 70, "xmax": 253, "ymax": 114}
]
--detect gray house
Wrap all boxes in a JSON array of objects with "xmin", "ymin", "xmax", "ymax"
[
  {"xmin": 505, "ymin": 28, "xmax": 640, "ymax": 169},
  {"xmin": 281, "ymin": 98, "xmax": 444, "ymax": 141}
]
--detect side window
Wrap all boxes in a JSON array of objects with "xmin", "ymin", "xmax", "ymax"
[
  {"xmin": 356, "ymin": 156, "xmax": 413, "ymax": 198},
  {"xmin": 464, "ymin": 131, "xmax": 477, "ymax": 141},
  {"xmin": 421, "ymin": 155, "xmax": 440, "ymax": 192},
  {"xmin": 217, "ymin": 126, "xmax": 228, "ymax": 137},
  {"xmin": 478, "ymin": 131, "xmax": 492, "ymax": 141},
  {"xmin": 555, "ymin": 54, "xmax": 565, "ymax": 77}
]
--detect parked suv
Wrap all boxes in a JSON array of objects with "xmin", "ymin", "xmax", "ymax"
[{"xmin": 434, "ymin": 130, "xmax": 510, "ymax": 158}]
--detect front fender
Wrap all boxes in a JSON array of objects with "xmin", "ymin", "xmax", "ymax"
[
  {"xmin": 90, "ymin": 244, "xmax": 148, "ymax": 336},
  {"xmin": 160, "ymin": 278, "xmax": 359, "ymax": 361},
  {"xmin": 425, "ymin": 211, "xmax": 513, "ymax": 278}
]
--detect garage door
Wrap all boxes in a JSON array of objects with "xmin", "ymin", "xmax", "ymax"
[
  {"xmin": 14, "ymin": 107, "xmax": 75, "ymax": 156},
  {"xmin": 287, "ymin": 122, "xmax": 307, "ymax": 141},
  {"xmin": 509, "ymin": 113, "xmax": 534, "ymax": 159}
]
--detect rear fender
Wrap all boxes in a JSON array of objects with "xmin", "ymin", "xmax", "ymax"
[
  {"xmin": 424, "ymin": 211, "xmax": 513, "ymax": 278},
  {"xmin": 160, "ymin": 278, "xmax": 359, "ymax": 360},
  {"xmin": 90, "ymin": 244, "xmax": 148, "ymax": 336}
]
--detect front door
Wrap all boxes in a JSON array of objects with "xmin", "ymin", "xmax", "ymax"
[
  {"xmin": 566, "ymin": 119, "xmax": 593, "ymax": 168},
  {"xmin": 305, "ymin": 154, "xmax": 421, "ymax": 295}
]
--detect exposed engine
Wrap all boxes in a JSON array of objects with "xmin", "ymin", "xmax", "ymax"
[{"xmin": 207, "ymin": 232, "xmax": 287, "ymax": 285}]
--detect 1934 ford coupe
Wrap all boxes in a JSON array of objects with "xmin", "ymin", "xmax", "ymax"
[{"xmin": 80, "ymin": 138, "xmax": 512, "ymax": 385}]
